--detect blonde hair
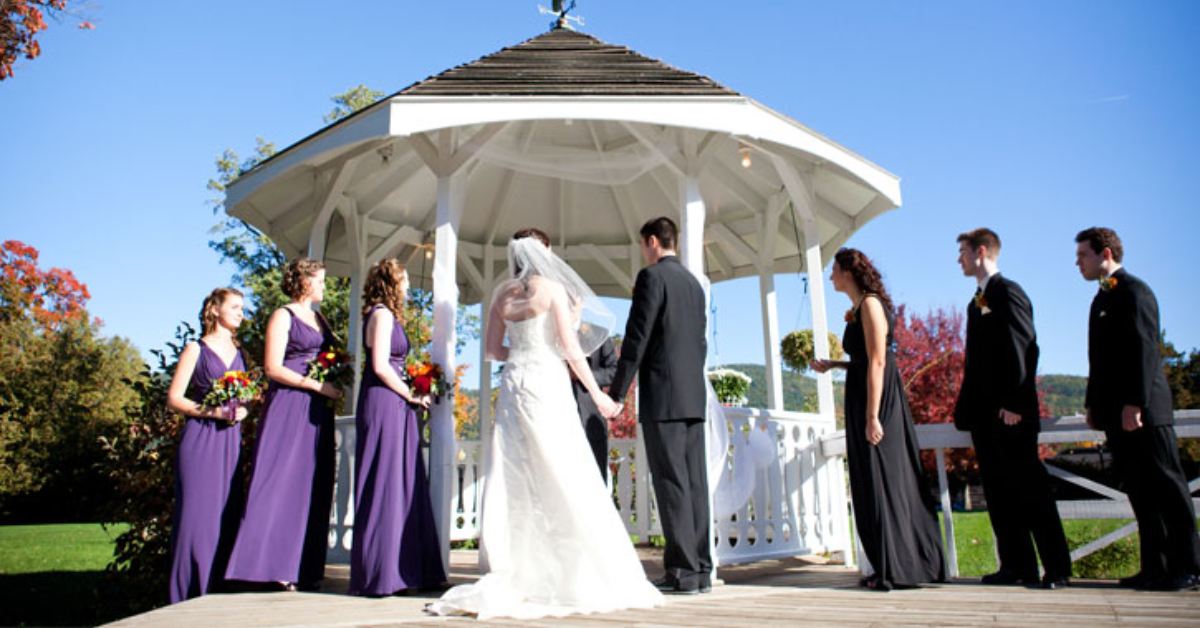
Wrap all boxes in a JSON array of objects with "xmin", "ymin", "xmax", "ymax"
[
  {"xmin": 281, "ymin": 257, "xmax": 325, "ymax": 300},
  {"xmin": 362, "ymin": 258, "xmax": 407, "ymax": 321},
  {"xmin": 199, "ymin": 287, "xmax": 244, "ymax": 336}
]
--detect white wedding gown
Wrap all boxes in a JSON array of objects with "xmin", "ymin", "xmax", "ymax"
[{"xmin": 429, "ymin": 312, "xmax": 663, "ymax": 619}]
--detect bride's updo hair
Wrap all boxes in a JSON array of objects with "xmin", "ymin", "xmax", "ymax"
[
  {"xmin": 512, "ymin": 228, "xmax": 550, "ymax": 247},
  {"xmin": 511, "ymin": 228, "xmax": 551, "ymax": 277}
]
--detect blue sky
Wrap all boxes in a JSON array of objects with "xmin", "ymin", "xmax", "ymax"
[{"xmin": 2, "ymin": 1, "xmax": 1198, "ymax": 379}]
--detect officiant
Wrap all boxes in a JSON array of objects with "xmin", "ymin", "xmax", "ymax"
[{"xmin": 570, "ymin": 333, "xmax": 618, "ymax": 482}]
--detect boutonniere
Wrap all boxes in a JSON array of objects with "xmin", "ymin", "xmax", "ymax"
[
  {"xmin": 973, "ymin": 292, "xmax": 992, "ymax": 315},
  {"xmin": 1099, "ymin": 276, "xmax": 1118, "ymax": 291}
]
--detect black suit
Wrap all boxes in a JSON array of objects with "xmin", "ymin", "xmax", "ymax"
[
  {"xmin": 1087, "ymin": 268, "xmax": 1199, "ymax": 579},
  {"xmin": 609, "ymin": 255, "xmax": 710, "ymax": 588},
  {"xmin": 571, "ymin": 337, "xmax": 618, "ymax": 481},
  {"xmin": 953, "ymin": 274, "xmax": 1070, "ymax": 580}
]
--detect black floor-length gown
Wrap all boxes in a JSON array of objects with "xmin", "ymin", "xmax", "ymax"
[{"xmin": 843, "ymin": 300, "xmax": 946, "ymax": 587}]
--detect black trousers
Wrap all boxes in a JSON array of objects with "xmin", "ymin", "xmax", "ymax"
[
  {"xmin": 642, "ymin": 418, "xmax": 712, "ymax": 586},
  {"xmin": 1107, "ymin": 424, "xmax": 1200, "ymax": 578},
  {"xmin": 972, "ymin": 422, "xmax": 1071, "ymax": 579}
]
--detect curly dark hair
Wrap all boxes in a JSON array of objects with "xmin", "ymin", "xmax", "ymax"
[
  {"xmin": 833, "ymin": 248, "xmax": 894, "ymax": 316},
  {"xmin": 199, "ymin": 287, "xmax": 244, "ymax": 337},
  {"xmin": 1075, "ymin": 226, "xmax": 1124, "ymax": 263},
  {"xmin": 280, "ymin": 257, "xmax": 325, "ymax": 300},
  {"xmin": 362, "ymin": 258, "xmax": 407, "ymax": 321}
]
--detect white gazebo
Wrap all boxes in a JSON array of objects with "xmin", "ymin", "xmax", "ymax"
[{"xmin": 223, "ymin": 27, "xmax": 901, "ymax": 567}]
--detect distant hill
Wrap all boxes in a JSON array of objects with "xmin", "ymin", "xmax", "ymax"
[{"xmin": 1039, "ymin": 374, "xmax": 1087, "ymax": 417}]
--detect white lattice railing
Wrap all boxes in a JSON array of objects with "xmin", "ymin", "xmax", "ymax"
[
  {"xmin": 818, "ymin": 410, "xmax": 1200, "ymax": 577},
  {"xmin": 327, "ymin": 408, "xmax": 853, "ymax": 567}
]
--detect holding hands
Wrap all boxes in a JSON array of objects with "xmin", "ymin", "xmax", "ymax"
[{"xmin": 594, "ymin": 393, "xmax": 623, "ymax": 420}]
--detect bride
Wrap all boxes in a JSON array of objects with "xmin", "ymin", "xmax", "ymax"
[{"xmin": 428, "ymin": 228, "xmax": 663, "ymax": 619}]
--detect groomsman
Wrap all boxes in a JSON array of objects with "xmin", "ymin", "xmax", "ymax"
[
  {"xmin": 953, "ymin": 228, "xmax": 1071, "ymax": 589},
  {"xmin": 1076, "ymin": 227, "xmax": 1200, "ymax": 591}
]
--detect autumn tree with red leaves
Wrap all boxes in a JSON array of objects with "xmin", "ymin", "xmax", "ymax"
[
  {"xmin": 0, "ymin": 240, "xmax": 141, "ymax": 521},
  {"xmin": 1, "ymin": 1, "xmax": 95, "ymax": 80}
]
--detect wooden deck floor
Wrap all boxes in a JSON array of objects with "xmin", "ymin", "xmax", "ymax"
[{"xmin": 109, "ymin": 550, "xmax": 1200, "ymax": 627}]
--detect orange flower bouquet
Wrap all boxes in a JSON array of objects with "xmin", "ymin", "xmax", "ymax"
[
  {"xmin": 406, "ymin": 361, "xmax": 449, "ymax": 403},
  {"xmin": 201, "ymin": 369, "xmax": 263, "ymax": 422}
]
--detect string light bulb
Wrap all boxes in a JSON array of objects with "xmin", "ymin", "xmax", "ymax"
[
  {"xmin": 424, "ymin": 248, "xmax": 433, "ymax": 260},
  {"xmin": 739, "ymin": 145, "xmax": 752, "ymax": 169}
]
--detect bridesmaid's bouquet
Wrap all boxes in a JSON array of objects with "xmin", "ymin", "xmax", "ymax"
[
  {"xmin": 406, "ymin": 361, "xmax": 449, "ymax": 403},
  {"xmin": 201, "ymin": 370, "xmax": 263, "ymax": 422},
  {"xmin": 306, "ymin": 347, "xmax": 353, "ymax": 387}
]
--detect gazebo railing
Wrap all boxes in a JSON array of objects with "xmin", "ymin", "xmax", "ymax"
[
  {"xmin": 818, "ymin": 410, "xmax": 1200, "ymax": 578},
  {"xmin": 326, "ymin": 408, "xmax": 852, "ymax": 566}
]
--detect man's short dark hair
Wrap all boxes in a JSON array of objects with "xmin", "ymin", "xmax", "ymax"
[
  {"xmin": 1075, "ymin": 227, "xmax": 1124, "ymax": 263},
  {"xmin": 956, "ymin": 228, "xmax": 1002, "ymax": 258},
  {"xmin": 640, "ymin": 216, "xmax": 678, "ymax": 250}
]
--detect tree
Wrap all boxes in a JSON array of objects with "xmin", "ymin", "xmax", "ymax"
[
  {"xmin": 0, "ymin": 240, "xmax": 141, "ymax": 521},
  {"xmin": 1162, "ymin": 333, "xmax": 1199, "ymax": 410},
  {"xmin": 1, "ymin": 1, "xmax": 94, "ymax": 80}
]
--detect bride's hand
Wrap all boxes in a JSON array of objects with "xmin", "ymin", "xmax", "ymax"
[{"xmin": 595, "ymin": 394, "xmax": 622, "ymax": 419}]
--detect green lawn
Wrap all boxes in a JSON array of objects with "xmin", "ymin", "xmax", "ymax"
[
  {"xmin": 0, "ymin": 522, "xmax": 126, "ymax": 573},
  {"xmin": 941, "ymin": 512, "xmax": 1149, "ymax": 579},
  {"xmin": 0, "ymin": 523, "xmax": 127, "ymax": 626}
]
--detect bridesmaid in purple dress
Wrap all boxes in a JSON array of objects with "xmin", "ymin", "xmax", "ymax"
[
  {"xmin": 349, "ymin": 259, "xmax": 446, "ymax": 596},
  {"xmin": 225, "ymin": 258, "xmax": 344, "ymax": 591},
  {"xmin": 166, "ymin": 288, "xmax": 249, "ymax": 603}
]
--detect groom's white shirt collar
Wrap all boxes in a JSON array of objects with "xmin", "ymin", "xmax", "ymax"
[{"xmin": 977, "ymin": 268, "xmax": 999, "ymax": 292}]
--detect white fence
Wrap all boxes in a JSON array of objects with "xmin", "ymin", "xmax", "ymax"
[
  {"xmin": 818, "ymin": 410, "xmax": 1200, "ymax": 577},
  {"xmin": 327, "ymin": 408, "xmax": 852, "ymax": 566}
]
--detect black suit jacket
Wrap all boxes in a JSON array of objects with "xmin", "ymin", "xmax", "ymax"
[
  {"xmin": 609, "ymin": 256, "xmax": 708, "ymax": 422},
  {"xmin": 571, "ymin": 337, "xmax": 618, "ymax": 422},
  {"xmin": 953, "ymin": 274, "xmax": 1041, "ymax": 431},
  {"xmin": 1086, "ymin": 268, "xmax": 1174, "ymax": 430}
]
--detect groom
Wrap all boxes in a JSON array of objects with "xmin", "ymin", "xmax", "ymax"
[{"xmin": 609, "ymin": 216, "xmax": 711, "ymax": 595}]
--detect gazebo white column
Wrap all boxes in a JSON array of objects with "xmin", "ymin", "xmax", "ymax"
[
  {"xmin": 757, "ymin": 193, "xmax": 787, "ymax": 411},
  {"xmin": 771, "ymin": 156, "xmax": 835, "ymax": 417},
  {"xmin": 429, "ymin": 171, "xmax": 465, "ymax": 564}
]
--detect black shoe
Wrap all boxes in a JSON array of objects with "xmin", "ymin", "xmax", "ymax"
[
  {"xmin": 1141, "ymin": 574, "xmax": 1200, "ymax": 592},
  {"xmin": 651, "ymin": 575, "xmax": 700, "ymax": 595},
  {"xmin": 981, "ymin": 571, "xmax": 1037, "ymax": 586},
  {"xmin": 699, "ymin": 576, "xmax": 712, "ymax": 594},
  {"xmin": 1119, "ymin": 572, "xmax": 1156, "ymax": 588},
  {"xmin": 1041, "ymin": 575, "xmax": 1070, "ymax": 590}
]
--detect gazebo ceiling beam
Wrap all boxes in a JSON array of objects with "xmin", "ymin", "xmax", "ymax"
[
  {"xmin": 709, "ymin": 160, "xmax": 768, "ymax": 211},
  {"xmin": 352, "ymin": 152, "xmax": 425, "ymax": 218},
  {"xmin": 618, "ymin": 121, "xmax": 686, "ymax": 177},
  {"xmin": 581, "ymin": 243, "xmax": 633, "ymax": 294},
  {"xmin": 409, "ymin": 123, "xmax": 508, "ymax": 177},
  {"xmin": 307, "ymin": 157, "xmax": 361, "ymax": 259},
  {"xmin": 585, "ymin": 120, "xmax": 641, "ymax": 245},
  {"xmin": 457, "ymin": 250, "xmax": 487, "ymax": 295},
  {"xmin": 710, "ymin": 223, "xmax": 760, "ymax": 270},
  {"xmin": 706, "ymin": 241, "xmax": 734, "ymax": 278},
  {"xmin": 366, "ymin": 224, "xmax": 424, "ymax": 266},
  {"xmin": 645, "ymin": 166, "xmax": 679, "ymax": 210}
]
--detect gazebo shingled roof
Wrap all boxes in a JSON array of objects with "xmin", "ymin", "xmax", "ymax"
[{"xmin": 395, "ymin": 29, "xmax": 740, "ymax": 97}]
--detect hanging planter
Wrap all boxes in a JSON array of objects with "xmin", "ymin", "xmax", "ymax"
[{"xmin": 708, "ymin": 368, "xmax": 752, "ymax": 407}]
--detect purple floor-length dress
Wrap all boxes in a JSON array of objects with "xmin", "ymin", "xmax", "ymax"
[
  {"xmin": 349, "ymin": 305, "xmax": 446, "ymax": 596},
  {"xmin": 225, "ymin": 308, "xmax": 336, "ymax": 587},
  {"xmin": 168, "ymin": 340, "xmax": 245, "ymax": 604}
]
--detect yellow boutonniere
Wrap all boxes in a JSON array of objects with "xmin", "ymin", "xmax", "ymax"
[
  {"xmin": 1099, "ymin": 276, "xmax": 1118, "ymax": 291},
  {"xmin": 973, "ymin": 292, "xmax": 988, "ymax": 310}
]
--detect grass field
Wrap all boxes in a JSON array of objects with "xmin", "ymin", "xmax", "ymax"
[{"xmin": 0, "ymin": 523, "xmax": 127, "ymax": 626}]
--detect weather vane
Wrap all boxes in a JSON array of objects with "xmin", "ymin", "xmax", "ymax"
[{"xmin": 539, "ymin": 0, "xmax": 584, "ymax": 31}]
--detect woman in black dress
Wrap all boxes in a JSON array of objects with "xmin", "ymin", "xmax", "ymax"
[{"xmin": 812, "ymin": 248, "xmax": 945, "ymax": 591}]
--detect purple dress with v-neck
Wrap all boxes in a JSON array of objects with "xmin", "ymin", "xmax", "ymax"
[
  {"xmin": 168, "ymin": 340, "xmax": 245, "ymax": 603},
  {"xmin": 225, "ymin": 309, "xmax": 336, "ymax": 587},
  {"xmin": 349, "ymin": 305, "xmax": 445, "ymax": 595}
]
